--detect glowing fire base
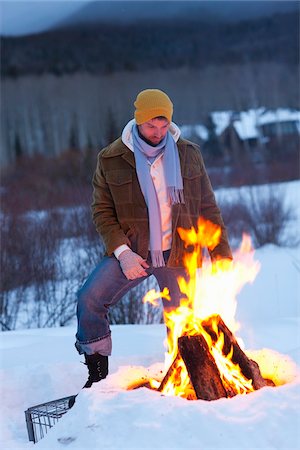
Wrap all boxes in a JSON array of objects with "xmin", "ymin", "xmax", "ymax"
[
  {"xmin": 129, "ymin": 314, "xmax": 274, "ymax": 401},
  {"xmin": 128, "ymin": 218, "xmax": 291, "ymax": 400},
  {"xmin": 161, "ymin": 314, "xmax": 274, "ymax": 401}
]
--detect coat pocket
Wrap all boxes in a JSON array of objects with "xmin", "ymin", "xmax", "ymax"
[{"xmin": 106, "ymin": 169, "xmax": 133, "ymax": 204}]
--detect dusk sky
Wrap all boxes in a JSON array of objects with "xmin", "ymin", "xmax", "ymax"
[
  {"xmin": 0, "ymin": 0, "xmax": 91, "ymax": 36},
  {"xmin": 1, "ymin": 0, "xmax": 298, "ymax": 37}
]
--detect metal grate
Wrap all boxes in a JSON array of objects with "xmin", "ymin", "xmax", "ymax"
[{"xmin": 24, "ymin": 395, "xmax": 76, "ymax": 443}]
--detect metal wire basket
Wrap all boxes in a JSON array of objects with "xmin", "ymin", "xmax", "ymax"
[{"xmin": 24, "ymin": 395, "xmax": 76, "ymax": 443}]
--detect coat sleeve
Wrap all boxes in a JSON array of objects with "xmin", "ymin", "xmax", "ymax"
[
  {"xmin": 91, "ymin": 152, "xmax": 131, "ymax": 256},
  {"xmin": 198, "ymin": 152, "xmax": 233, "ymax": 261}
]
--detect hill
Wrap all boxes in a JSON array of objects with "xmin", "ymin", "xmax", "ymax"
[
  {"xmin": 55, "ymin": 0, "xmax": 299, "ymax": 28},
  {"xmin": 1, "ymin": 10, "xmax": 299, "ymax": 77}
]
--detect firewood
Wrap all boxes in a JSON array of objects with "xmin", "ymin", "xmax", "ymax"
[
  {"xmin": 178, "ymin": 334, "xmax": 227, "ymax": 400},
  {"xmin": 158, "ymin": 353, "xmax": 182, "ymax": 392},
  {"xmin": 202, "ymin": 315, "xmax": 274, "ymax": 389},
  {"xmin": 131, "ymin": 314, "xmax": 274, "ymax": 400}
]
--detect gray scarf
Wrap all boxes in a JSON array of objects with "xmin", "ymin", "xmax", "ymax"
[{"xmin": 132, "ymin": 125, "xmax": 184, "ymax": 267}]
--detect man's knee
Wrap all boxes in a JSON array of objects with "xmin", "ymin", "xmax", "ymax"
[{"xmin": 76, "ymin": 282, "xmax": 101, "ymax": 314}]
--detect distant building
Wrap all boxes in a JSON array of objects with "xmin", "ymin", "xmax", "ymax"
[
  {"xmin": 257, "ymin": 109, "xmax": 300, "ymax": 158},
  {"xmin": 180, "ymin": 108, "xmax": 300, "ymax": 163},
  {"xmin": 179, "ymin": 124, "xmax": 208, "ymax": 146}
]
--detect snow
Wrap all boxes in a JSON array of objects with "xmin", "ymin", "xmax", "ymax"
[
  {"xmin": 1, "ymin": 250, "xmax": 300, "ymax": 450},
  {"xmin": 181, "ymin": 108, "xmax": 300, "ymax": 142},
  {"xmin": 216, "ymin": 180, "xmax": 300, "ymax": 251},
  {"xmin": 258, "ymin": 109, "xmax": 300, "ymax": 126},
  {"xmin": 180, "ymin": 124, "xmax": 209, "ymax": 141},
  {"xmin": 211, "ymin": 110, "xmax": 233, "ymax": 136},
  {"xmin": 1, "ymin": 181, "xmax": 300, "ymax": 449},
  {"xmin": 233, "ymin": 110, "xmax": 261, "ymax": 140}
]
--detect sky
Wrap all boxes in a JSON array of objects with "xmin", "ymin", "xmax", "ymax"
[
  {"xmin": 0, "ymin": 0, "xmax": 91, "ymax": 36},
  {"xmin": 1, "ymin": 0, "xmax": 299, "ymax": 37}
]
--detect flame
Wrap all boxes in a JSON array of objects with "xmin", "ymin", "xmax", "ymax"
[
  {"xmin": 209, "ymin": 323, "xmax": 254, "ymax": 396},
  {"xmin": 143, "ymin": 217, "xmax": 262, "ymax": 398},
  {"xmin": 143, "ymin": 287, "xmax": 170, "ymax": 307}
]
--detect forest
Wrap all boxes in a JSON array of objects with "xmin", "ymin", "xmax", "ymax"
[{"xmin": 1, "ymin": 11, "xmax": 298, "ymax": 77}]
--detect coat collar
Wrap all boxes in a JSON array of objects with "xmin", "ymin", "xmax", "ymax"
[{"xmin": 101, "ymin": 138, "xmax": 136, "ymax": 167}]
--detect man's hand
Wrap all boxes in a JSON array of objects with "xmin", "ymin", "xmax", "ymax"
[{"xmin": 119, "ymin": 249, "xmax": 149, "ymax": 280}]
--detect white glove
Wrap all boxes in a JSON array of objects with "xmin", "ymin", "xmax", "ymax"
[{"xmin": 119, "ymin": 249, "xmax": 149, "ymax": 280}]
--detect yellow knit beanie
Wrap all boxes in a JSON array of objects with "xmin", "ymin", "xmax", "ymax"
[{"xmin": 134, "ymin": 89, "xmax": 173, "ymax": 125}]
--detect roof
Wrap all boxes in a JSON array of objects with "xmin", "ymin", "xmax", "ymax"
[{"xmin": 180, "ymin": 108, "xmax": 300, "ymax": 141}]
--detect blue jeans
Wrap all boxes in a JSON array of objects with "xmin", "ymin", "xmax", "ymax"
[{"xmin": 75, "ymin": 250, "xmax": 187, "ymax": 356}]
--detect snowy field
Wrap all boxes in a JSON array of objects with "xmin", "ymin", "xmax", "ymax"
[{"xmin": 1, "ymin": 181, "xmax": 300, "ymax": 450}]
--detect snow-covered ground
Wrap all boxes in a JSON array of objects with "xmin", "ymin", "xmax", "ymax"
[
  {"xmin": 1, "ymin": 248, "xmax": 299, "ymax": 449},
  {"xmin": 1, "ymin": 181, "xmax": 300, "ymax": 450}
]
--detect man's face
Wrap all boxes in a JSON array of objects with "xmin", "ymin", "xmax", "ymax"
[{"xmin": 138, "ymin": 117, "xmax": 170, "ymax": 146}]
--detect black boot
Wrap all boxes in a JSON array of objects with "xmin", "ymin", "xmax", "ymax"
[
  {"xmin": 68, "ymin": 353, "xmax": 108, "ymax": 408},
  {"xmin": 83, "ymin": 353, "xmax": 108, "ymax": 388}
]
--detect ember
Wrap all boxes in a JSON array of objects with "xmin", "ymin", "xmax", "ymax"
[{"xmin": 128, "ymin": 217, "xmax": 275, "ymax": 400}]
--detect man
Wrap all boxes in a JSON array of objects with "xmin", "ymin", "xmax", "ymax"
[{"xmin": 75, "ymin": 89, "xmax": 232, "ymax": 388}]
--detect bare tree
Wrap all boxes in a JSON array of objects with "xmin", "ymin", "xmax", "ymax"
[
  {"xmin": 219, "ymin": 184, "xmax": 297, "ymax": 248},
  {"xmin": 2, "ymin": 62, "xmax": 299, "ymax": 167}
]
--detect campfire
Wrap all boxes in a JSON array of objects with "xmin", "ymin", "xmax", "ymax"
[{"xmin": 128, "ymin": 218, "xmax": 276, "ymax": 401}]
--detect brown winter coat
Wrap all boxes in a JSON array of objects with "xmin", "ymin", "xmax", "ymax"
[{"xmin": 91, "ymin": 137, "xmax": 232, "ymax": 267}]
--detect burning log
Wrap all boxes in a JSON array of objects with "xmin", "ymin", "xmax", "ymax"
[
  {"xmin": 134, "ymin": 220, "xmax": 275, "ymax": 400},
  {"xmin": 178, "ymin": 334, "xmax": 227, "ymax": 400},
  {"xmin": 158, "ymin": 354, "xmax": 182, "ymax": 392},
  {"xmin": 158, "ymin": 354, "xmax": 197, "ymax": 400},
  {"xmin": 202, "ymin": 315, "xmax": 273, "ymax": 390},
  {"xmin": 156, "ymin": 315, "xmax": 274, "ymax": 401}
]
